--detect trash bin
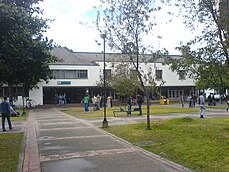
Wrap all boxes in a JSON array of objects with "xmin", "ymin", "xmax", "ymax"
[
  {"xmin": 166, "ymin": 99, "xmax": 170, "ymax": 105},
  {"xmin": 160, "ymin": 99, "xmax": 170, "ymax": 105}
]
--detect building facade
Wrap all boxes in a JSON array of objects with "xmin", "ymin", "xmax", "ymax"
[{"xmin": 28, "ymin": 47, "xmax": 195, "ymax": 105}]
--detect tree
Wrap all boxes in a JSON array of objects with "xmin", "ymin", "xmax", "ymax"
[
  {"xmin": 165, "ymin": 0, "xmax": 229, "ymax": 93},
  {"xmin": 195, "ymin": 60, "xmax": 229, "ymax": 92},
  {"xmin": 0, "ymin": 0, "xmax": 58, "ymax": 98},
  {"xmin": 97, "ymin": 62, "xmax": 140, "ymax": 102},
  {"xmin": 95, "ymin": 0, "xmax": 166, "ymax": 129}
]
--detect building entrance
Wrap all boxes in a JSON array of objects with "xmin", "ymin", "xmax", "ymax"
[
  {"xmin": 43, "ymin": 87, "xmax": 87, "ymax": 104},
  {"xmin": 43, "ymin": 86, "xmax": 104, "ymax": 104}
]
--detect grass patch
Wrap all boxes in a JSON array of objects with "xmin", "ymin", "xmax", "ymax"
[
  {"xmin": 10, "ymin": 109, "xmax": 28, "ymax": 121},
  {"xmin": 63, "ymin": 105, "xmax": 198, "ymax": 118},
  {"xmin": 0, "ymin": 133, "xmax": 24, "ymax": 172},
  {"xmin": 0, "ymin": 109, "xmax": 28, "ymax": 122},
  {"xmin": 203, "ymin": 101, "xmax": 228, "ymax": 109},
  {"xmin": 103, "ymin": 117, "xmax": 229, "ymax": 172},
  {"xmin": 206, "ymin": 105, "xmax": 228, "ymax": 110}
]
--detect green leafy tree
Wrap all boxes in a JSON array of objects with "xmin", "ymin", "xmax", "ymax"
[
  {"xmin": 97, "ymin": 62, "xmax": 140, "ymax": 102},
  {"xmin": 0, "ymin": 0, "xmax": 58, "ymax": 98},
  {"xmin": 165, "ymin": 0, "xmax": 229, "ymax": 93},
  {"xmin": 195, "ymin": 60, "xmax": 229, "ymax": 92},
  {"xmin": 95, "ymin": 0, "xmax": 166, "ymax": 129}
]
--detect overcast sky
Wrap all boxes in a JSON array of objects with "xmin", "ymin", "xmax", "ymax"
[{"xmin": 38, "ymin": 0, "xmax": 198, "ymax": 55}]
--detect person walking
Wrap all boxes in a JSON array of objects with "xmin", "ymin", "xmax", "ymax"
[
  {"xmin": 92, "ymin": 95, "xmax": 98, "ymax": 111},
  {"xmin": 1, "ymin": 97, "xmax": 13, "ymax": 132},
  {"xmin": 137, "ymin": 94, "xmax": 144, "ymax": 116},
  {"xmin": 127, "ymin": 96, "xmax": 133, "ymax": 116},
  {"xmin": 83, "ymin": 94, "xmax": 90, "ymax": 112},
  {"xmin": 198, "ymin": 92, "xmax": 205, "ymax": 118},
  {"xmin": 187, "ymin": 94, "xmax": 192, "ymax": 108},
  {"xmin": 192, "ymin": 94, "xmax": 196, "ymax": 108}
]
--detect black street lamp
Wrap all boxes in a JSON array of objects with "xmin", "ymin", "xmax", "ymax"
[{"xmin": 101, "ymin": 33, "xmax": 108, "ymax": 128}]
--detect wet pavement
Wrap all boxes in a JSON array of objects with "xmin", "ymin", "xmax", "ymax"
[
  {"xmin": 0, "ymin": 120, "xmax": 25, "ymax": 133},
  {"xmin": 18, "ymin": 105, "xmax": 228, "ymax": 172},
  {"xmin": 22, "ymin": 107, "xmax": 198, "ymax": 172}
]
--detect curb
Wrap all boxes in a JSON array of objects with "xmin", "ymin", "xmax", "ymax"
[{"xmin": 17, "ymin": 117, "xmax": 28, "ymax": 172}]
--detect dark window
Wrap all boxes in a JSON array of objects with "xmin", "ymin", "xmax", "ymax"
[
  {"xmin": 155, "ymin": 70, "xmax": 162, "ymax": 80},
  {"xmin": 52, "ymin": 70, "xmax": 88, "ymax": 79},
  {"xmin": 53, "ymin": 70, "xmax": 65, "ymax": 79},
  {"xmin": 77, "ymin": 70, "xmax": 88, "ymax": 79},
  {"xmin": 65, "ymin": 70, "xmax": 76, "ymax": 79},
  {"xmin": 179, "ymin": 70, "xmax": 186, "ymax": 80}
]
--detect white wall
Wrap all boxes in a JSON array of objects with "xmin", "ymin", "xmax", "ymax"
[
  {"xmin": 104, "ymin": 62, "xmax": 195, "ymax": 87},
  {"xmin": 48, "ymin": 65, "xmax": 101, "ymax": 87},
  {"xmin": 29, "ymin": 84, "xmax": 43, "ymax": 106},
  {"xmin": 149, "ymin": 63, "xmax": 195, "ymax": 86},
  {"xmin": 29, "ymin": 61, "xmax": 195, "ymax": 105}
]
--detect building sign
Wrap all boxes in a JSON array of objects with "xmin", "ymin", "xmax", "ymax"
[{"xmin": 57, "ymin": 81, "xmax": 71, "ymax": 85}]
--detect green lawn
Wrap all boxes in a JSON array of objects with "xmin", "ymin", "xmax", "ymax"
[
  {"xmin": 0, "ymin": 109, "xmax": 28, "ymax": 122},
  {"xmin": 206, "ymin": 104, "xmax": 228, "ymax": 110},
  {"xmin": 10, "ymin": 109, "xmax": 28, "ymax": 121},
  {"xmin": 63, "ymin": 105, "xmax": 198, "ymax": 118},
  {"xmin": 0, "ymin": 109, "xmax": 28, "ymax": 172},
  {"xmin": 0, "ymin": 133, "xmax": 24, "ymax": 172},
  {"xmin": 103, "ymin": 117, "xmax": 229, "ymax": 172}
]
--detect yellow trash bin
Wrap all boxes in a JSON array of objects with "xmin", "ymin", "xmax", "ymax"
[
  {"xmin": 166, "ymin": 99, "xmax": 170, "ymax": 105},
  {"xmin": 159, "ymin": 99, "xmax": 164, "ymax": 104},
  {"xmin": 160, "ymin": 99, "xmax": 169, "ymax": 105}
]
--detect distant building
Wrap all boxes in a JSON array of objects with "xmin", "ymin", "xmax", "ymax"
[{"xmin": 27, "ymin": 47, "xmax": 196, "ymax": 105}]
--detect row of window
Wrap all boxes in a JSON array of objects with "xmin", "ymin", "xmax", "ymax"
[
  {"xmin": 52, "ymin": 69, "xmax": 186, "ymax": 80},
  {"xmin": 52, "ymin": 70, "xmax": 88, "ymax": 79},
  {"xmin": 155, "ymin": 70, "xmax": 186, "ymax": 80}
]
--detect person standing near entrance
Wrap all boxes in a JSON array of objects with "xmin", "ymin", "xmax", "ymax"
[
  {"xmin": 83, "ymin": 94, "xmax": 90, "ymax": 112},
  {"xmin": 198, "ymin": 92, "xmax": 205, "ymax": 118},
  {"xmin": 1, "ymin": 97, "xmax": 13, "ymax": 132}
]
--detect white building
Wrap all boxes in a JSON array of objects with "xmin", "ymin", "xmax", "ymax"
[{"xmin": 27, "ymin": 47, "xmax": 196, "ymax": 106}]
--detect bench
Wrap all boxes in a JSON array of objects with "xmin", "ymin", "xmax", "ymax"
[{"xmin": 113, "ymin": 107, "xmax": 140, "ymax": 117}]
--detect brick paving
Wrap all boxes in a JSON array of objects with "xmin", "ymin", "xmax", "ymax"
[{"xmin": 23, "ymin": 111, "xmax": 41, "ymax": 172}]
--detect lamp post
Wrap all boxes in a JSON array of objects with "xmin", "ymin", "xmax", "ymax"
[{"xmin": 101, "ymin": 33, "xmax": 108, "ymax": 128}]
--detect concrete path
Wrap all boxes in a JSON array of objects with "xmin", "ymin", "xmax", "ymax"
[
  {"xmin": 23, "ymin": 108, "xmax": 195, "ymax": 172},
  {"xmin": 84, "ymin": 107, "xmax": 229, "ymax": 127}
]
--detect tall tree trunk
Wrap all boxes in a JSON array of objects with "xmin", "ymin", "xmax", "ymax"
[{"xmin": 146, "ymin": 89, "xmax": 151, "ymax": 130}]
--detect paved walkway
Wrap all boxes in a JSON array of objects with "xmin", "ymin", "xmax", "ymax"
[{"xmin": 22, "ymin": 107, "xmax": 200, "ymax": 172}]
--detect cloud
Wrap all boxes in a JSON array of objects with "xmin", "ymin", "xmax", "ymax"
[
  {"xmin": 38, "ymin": 0, "xmax": 201, "ymax": 54},
  {"xmin": 38, "ymin": 0, "xmax": 103, "ymax": 52}
]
